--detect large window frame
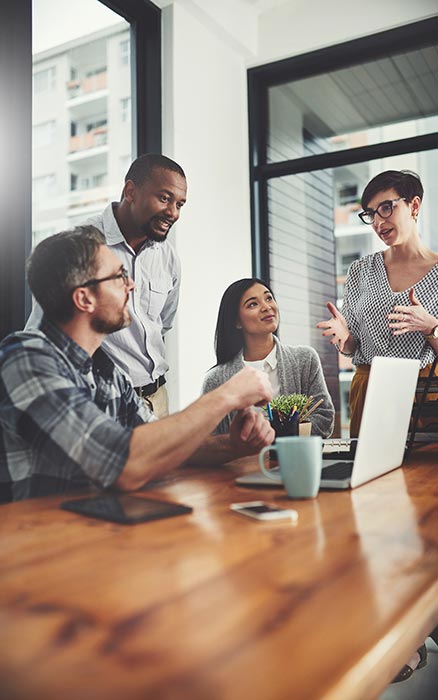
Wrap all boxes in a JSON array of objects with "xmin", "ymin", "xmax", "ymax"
[
  {"xmin": 0, "ymin": 0, "xmax": 161, "ymax": 340},
  {"xmin": 247, "ymin": 17, "xmax": 438, "ymax": 283},
  {"xmin": 247, "ymin": 17, "xmax": 438, "ymax": 434}
]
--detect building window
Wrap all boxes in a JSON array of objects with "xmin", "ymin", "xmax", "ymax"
[
  {"xmin": 33, "ymin": 120, "xmax": 56, "ymax": 148},
  {"xmin": 337, "ymin": 184, "xmax": 358, "ymax": 206},
  {"xmin": 33, "ymin": 66, "xmax": 56, "ymax": 94},
  {"xmin": 33, "ymin": 173, "xmax": 56, "ymax": 199},
  {"xmin": 86, "ymin": 118, "xmax": 107, "ymax": 132},
  {"xmin": 340, "ymin": 253, "xmax": 360, "ymax": 276},
  {"xmin": 70, "ymin": 172, "xmax": 107, "ymax": 191},
  {"xmin": 121, "ymin": 97, "xmax": 131, "ymax": 123},
  {"xmin": 120, "ymin": 39, "xmax": 129, "ymax": 66},
  {"xmin": 33, "ymin": 227, "xmax": 56, "ymax": 247}
]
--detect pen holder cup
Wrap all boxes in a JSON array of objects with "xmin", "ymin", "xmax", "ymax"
[{"xmin": 274, "ymin": 421, "xmax": 298, "ymax": 438}]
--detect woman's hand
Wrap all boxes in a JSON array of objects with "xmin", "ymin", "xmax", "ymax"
[
  {"xmin": 388, "ymin": 287, "xmax": 438, "ymax": 336},
  {"xmin": 317, "ymin": 302, "xmax": 355, "ymax": 353}
]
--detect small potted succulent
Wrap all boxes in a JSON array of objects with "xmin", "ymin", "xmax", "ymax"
[{"xmin": 266, "ymin": 393, "xmax": 322, "ymax": 438}]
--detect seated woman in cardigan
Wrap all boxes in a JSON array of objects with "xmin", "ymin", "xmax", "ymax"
[{"xmin": 202, "ymin": 278, "xmax": 334, "ymax": 437}]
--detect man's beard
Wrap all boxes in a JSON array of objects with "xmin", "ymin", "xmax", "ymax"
[
  {"xmin": 91, "ymin": 308, "xmax": 131, "ymax": 335},
  {"xmin": 140, "ymin": 217, "xmax": 173, "ymax": 243}
]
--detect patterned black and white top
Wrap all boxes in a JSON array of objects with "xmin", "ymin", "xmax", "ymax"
[{"xmin": 341, "ymin": 252, "xmax": 438, "ymax": 368}]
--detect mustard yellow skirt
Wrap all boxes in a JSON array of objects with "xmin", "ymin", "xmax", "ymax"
[{"xmin": 349, "ymin": 362, "xmax": 438, "ymax": 439}]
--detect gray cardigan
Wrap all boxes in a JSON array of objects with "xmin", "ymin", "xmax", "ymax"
[{"xmin": 202, "ymin": 338, "xmax": 334, "ymax": 437}]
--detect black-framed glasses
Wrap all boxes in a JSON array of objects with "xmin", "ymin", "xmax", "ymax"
[
  {"xmin": 358, "ymin": 197, "xmax": 406, "ymax": 225},
  {"xmin": 78, "ymin": 266, "xmax": 130, "ymax": 288}
]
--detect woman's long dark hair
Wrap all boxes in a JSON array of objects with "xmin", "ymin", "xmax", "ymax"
[{"xmin": 214, "ymin": 277, "xmax": 277, "ymax": 365}]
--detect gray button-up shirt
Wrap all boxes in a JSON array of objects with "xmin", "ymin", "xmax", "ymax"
[
  {"xmin": 27, "ymin": 203, "xmax": 181, "ymax": 388},
  {"xmin": 87, "ymin": 203, "xmax": 181, "ymax": 387}
]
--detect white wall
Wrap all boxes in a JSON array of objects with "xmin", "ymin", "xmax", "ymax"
[
  {"xmin": 160, "ymin": 0, "xmax": 437, "ymax": 412},
  {"xmin": 162, "ymin": 2, "xmax": 255, "ymax": 411},
  {"xmin": 256, "ymin": 0, "xmax": 438, "ymax": 64}
]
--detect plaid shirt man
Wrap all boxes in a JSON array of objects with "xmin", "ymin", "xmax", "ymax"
[{"xmin": 0, "ymin": 318, "xmax": 154, "ymax": 501}]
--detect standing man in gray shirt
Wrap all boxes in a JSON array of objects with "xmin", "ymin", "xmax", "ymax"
[{"xmin": 27, "ymin": 154, "xmax": 187, "ymax": 418}]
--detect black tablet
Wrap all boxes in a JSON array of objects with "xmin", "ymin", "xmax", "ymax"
[{"xmin": 60, "ymin": 494, "xmax": 192, "ymax": 524}]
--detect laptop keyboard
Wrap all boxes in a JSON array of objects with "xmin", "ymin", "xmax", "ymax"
[{"xmin": 321, "ymin": 461, "xmax": 354, "ymax": 480}]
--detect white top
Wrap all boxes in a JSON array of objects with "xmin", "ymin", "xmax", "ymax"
[{"xmin": 242, "ymin": 343, "xmax": 281, "ymax": 396}]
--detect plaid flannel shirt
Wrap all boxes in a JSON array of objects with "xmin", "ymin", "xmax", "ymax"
[{"xmin": 0, "ymin": 318, "xmax": 154, "ymax": 501}]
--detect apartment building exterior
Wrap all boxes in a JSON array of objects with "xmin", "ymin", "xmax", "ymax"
[{"xmin": 32, "ymin": 22, "xmax": 132, "ymax": 246}]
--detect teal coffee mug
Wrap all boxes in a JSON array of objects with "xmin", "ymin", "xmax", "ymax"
[{"xmin": 258, "ymin": 436, "xmax": 322, "ymax": 499}]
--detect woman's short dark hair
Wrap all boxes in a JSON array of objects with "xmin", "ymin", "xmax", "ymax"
[
  {"xmin": 361, "ymin": 170, "xmax": 424, "ymax": 209},
  {"xmin": 27, "ymin": 225, "xmax": 105, "ymax": 323},
  {"xmin": 214, "ymin": 277, "xmax": 277, "ymax": 365}
]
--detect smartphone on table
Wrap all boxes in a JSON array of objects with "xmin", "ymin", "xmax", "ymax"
[
  {"xmin": 61, "ymin": 494, "xmax": 192, "ymax": 524},
  {"xmin": 230, "ymin": 501, "xmax": 298, "ymax": 522}
]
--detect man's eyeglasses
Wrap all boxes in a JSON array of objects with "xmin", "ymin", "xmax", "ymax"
[
  {"xmin": 78, "ymin": 266, "xmax": 130, "ymax": 288},
  {"xmin": 358, "ymin": 197, "xmax": 406, "ymax": 225}
]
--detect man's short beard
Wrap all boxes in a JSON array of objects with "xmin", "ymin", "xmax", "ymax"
[
  {"xmin": 145, "ymin": 230, "xmax": 169, "ymax": 243},
  {"xmin": 140, "ymin": 220, "xmax": 171, "ymax": 243},
  {"xmin": 91, "ymin": 312, "xmax": 131, "ymax": 335}
]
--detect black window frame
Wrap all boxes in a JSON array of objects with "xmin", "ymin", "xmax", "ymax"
[
  {"xmin": 247, "ymin": 16, "xmax": 438, "ymax": 282},
  {"xmin": 0, "ymin": 0, "xmax": 161, "ymax": 340}
]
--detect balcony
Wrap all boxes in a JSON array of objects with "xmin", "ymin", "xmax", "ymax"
[
  {"xmin": 67, "ymin": 71, "xmax": 107, "ymax": 99},
  {"xmin": 68, "ymin": 184, "xmax": 109, "ymax": 211},
  {"xmin": 69, "ymin": 127, "xmax": 108, "ymax": 154}
]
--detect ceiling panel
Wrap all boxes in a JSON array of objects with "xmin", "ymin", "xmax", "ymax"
[{"xmin": 276, "ymin": 46, "xmax": 438, "ymax": 137}]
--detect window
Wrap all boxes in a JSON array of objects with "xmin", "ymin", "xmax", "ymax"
[
  {"xmin": 121, "ymin": 97, "xmax": 131, "ymax": 122},
  {"xmin": 120, "ymin": 39, "xmax": 129, "ymax": 66},
  {"xmin": 33, "ymin": 66, "xmax": 56, "ymax": 94},
  {"xmin": 85, "ymin": 66, "xmax": 106, "ymax": 77},
  {"xmin": 337, "ymin": 184, "xmax": 358, "ymax": 207},
  {"xmin": 86, "ymin": 119, "xmax": 107, "ymax": 132},
  {"xmin": 33, "ymin": 227, "xmax": 56, "ymax": 247},
  {"xmin": 33, "ymin": 120, "xmax": 56, "ymax": 148},
  {"xmin": 33, "ymin": 173, "xmax": 56, "ymax": 199},
  {"xmin": 1, "ymin": 0, "xmax": 162, "ymax": 339},
  {"xmin": 32, "ymin": 0, "xmax": 133, "ymax": 248},
  {"xmin": 248, "ymin": 19, "xmax": 438, "ymax": 436},
  {"xmin": 71, "ymin": 172, "xmax": 107, "ymax": 191},
  {"xmin": 340, "ymin": 253, "xmax": 359, "ymax": 276}
]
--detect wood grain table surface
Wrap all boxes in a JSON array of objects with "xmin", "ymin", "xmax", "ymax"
[{"xmin": 0, "ymin": 445, "xmax": 437, "ymax": 700}]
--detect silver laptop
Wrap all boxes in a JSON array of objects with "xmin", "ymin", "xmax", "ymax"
[{"xmin": 236, "ymin": 356, "xmax": 420, "ymax": 491}]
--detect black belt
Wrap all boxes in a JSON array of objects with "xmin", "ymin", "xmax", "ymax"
[{"xmin": 134, "ymin": 375, "xmax": 166, "ymax": 398}]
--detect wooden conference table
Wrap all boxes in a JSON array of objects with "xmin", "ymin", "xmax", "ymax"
[{"xmin": 0, "ymin": 445, "xmax": 437, "ymax": 700}]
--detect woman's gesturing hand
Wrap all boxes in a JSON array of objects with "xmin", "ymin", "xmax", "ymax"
[
  {"xmin": 316, "ymin": 302, "xmax": 352, "ymax": 353},
  {"xmin": 388, "ymin": 287, "xmax": 438, "ymax": 336}
]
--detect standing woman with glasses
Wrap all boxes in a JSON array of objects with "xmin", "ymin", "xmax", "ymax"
[{"xmin": 317, "ymin": 170, "xmax": 438, "ymax": 439}]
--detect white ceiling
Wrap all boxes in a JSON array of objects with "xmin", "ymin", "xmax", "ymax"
[{"xmin": 277, "ymin": 45, "xmax": 438, "ymax": 136}]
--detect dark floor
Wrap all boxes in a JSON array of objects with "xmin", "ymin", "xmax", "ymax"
[{"xmin": 379, "ymin": 637, "xmax": 438, "ymax": 700}]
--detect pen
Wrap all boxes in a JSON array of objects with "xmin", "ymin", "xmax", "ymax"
[
  {"xmin": 300, "ymin": 395, "xmax": 313, "ymax": 415},
  {"xmin": 287, "ymin": 404, "xmax": 298, "ymax": 421},
  {"xmin": 300, "ymin": 398, "xmax": 323, "ymax": 422},
  {"xmin": 267, "ymin": 402, "xmax": 273, "ymax": 422}
]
